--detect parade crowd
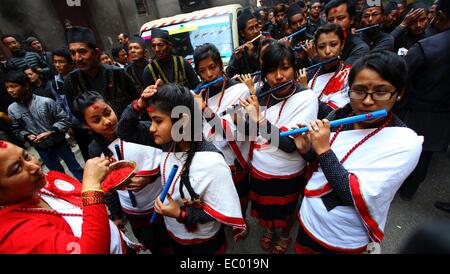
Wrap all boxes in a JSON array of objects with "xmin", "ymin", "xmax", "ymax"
[{"xmin": 0, "ymin": 0, "xmax": 449, "ymax": 254}]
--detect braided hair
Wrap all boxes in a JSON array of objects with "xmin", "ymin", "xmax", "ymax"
[{"xmin": 148, "ymin": 84, "xmax": 201, "ymax": 201}]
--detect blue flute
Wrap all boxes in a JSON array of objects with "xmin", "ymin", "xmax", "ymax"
[
  {"xmin": 193, "ymin": 77, "xmax": 225, "ymax": 94},
  {"xmin": 354, "ymin": 24, "xmax": 380, "ymax": 34},
  {"xmin": 306, "ymin": 56, "xmax": 340, "ymax": 72},
  {"xmin": 284, "ymin": 27, "xmax": 307, "ymax": 40},
  {"xmin": 280, "ymin": 109, "xmax": 388, "ymax": 137},
  {"xmin": 115, "ymin": 144, "xmax": 138, "ymax": 207},
  {"xmin": 150, "ymin": 165, "xmax": 180, "ymax": 224}
]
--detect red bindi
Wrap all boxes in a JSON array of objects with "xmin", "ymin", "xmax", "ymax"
[
  {"xmin": 332, "ymin": 8, "xmax": 338, "ymax": 14},
  {"xmin": 0, "ymin": 141, "xmax": 7, "ymax": 148},
  {"xmin": 91, "ymin": 103, "xmax": 100, "ymax": 110}
]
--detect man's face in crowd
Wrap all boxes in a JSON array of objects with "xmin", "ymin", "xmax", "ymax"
[
  {"xmin": 151, "ymin": 38, "xmax": 172, "ymax": 60},
  {"xmin": 310, "ymin": 2, "xmax": 321, "ymax": 18},
  {"xmin": 30, "ymin": 40, "xmax": 43, "ymax": 53},
  {"xmin": 408, "ymin": 10, "xmax": 429, "ymax": 36},
  {"xmin": 275, "ymin": 11, "xmax": 285, "ymax": 24},
  {"xmin": 118, "ymin": 34, "xmax": 129, "ymax": 46},
  {"xmin": 5, "ymin": 81, "xmax": 28, "ymax": 100},
  {"xmin": 360, "ymin": 7, "xmax": 383, "ymax": 27},
  {"xmin": 128, "ymin": 42, "xmax": 147, "ymax": 61},
  {"xmin": 53, "ymin": 55, "xmax": 73, "ymax": 75},
  {"xmin": 290, "ymin": 13, "xmax": 307, "ymax": 32},
  {"xmin": 242, "ymin": 18, "xmax": 260, "ymax": 41},
  {"xmin": 2, "ymin": 37, "xmax": 22, "ymax": 53},
  {"xmin": 397, "ymin": 3, "xmax": 405, "ymax": 14},
  {"xmin": 24, "ymin": 68, "xmax": 39, "ymax": 84},
  {"xmin": 327, "ymin": 3, "xmax": 353, "ymax": 31},
  {"xmin": 69, "ymin": 42, "xmax": 100, "ymax": 72},
  {"xmin": 115, "ymin": 49, "xmax": 128, "ymax": 64},
  {"xmin": 384, "ymin": 9, "xmax": 400, "ymax": 27}
]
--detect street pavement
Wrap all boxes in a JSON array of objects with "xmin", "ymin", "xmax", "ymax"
[{"xmin": 35, "ymin": 141, "xmax": 450, "ymax": 254}]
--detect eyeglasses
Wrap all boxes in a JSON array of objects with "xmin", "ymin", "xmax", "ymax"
[{"xmin": 349, "ymin": 87, "xmax": 397, "ymax": 101}]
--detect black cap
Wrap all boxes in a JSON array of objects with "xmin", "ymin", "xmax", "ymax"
[
  {"xmin": 151, "ymin": 28, "xmax": 172, "ymax": 44},
  {"xmin": 286, "ymin": 4, "xmax": 303, "ymax": 21},
  {"xmin": 66, "ymin": 26, "xmax": 96, "ymax": 45},
  {"xmin": 129, "ymin": 35, "xmax": 146, "ymax": 47},
  {"xmin": 384, "ymin": 1, "xmax": 398, "ymax": 13},
  {"xmin": 24, "ymin": 36, "xmax": 39, "ymax": 45},
  {"xmin": 361, "ymin": 2, "xmax": 382, "ymax": 13},
  {"xmin": 238, "ymin": 9, "xmax": 256, "ymax": 32}
]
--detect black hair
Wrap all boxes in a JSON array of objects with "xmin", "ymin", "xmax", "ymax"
[
  {"xmin": 111, "ymin": 46, "xmax": 125, "ymax": 58},
  {"xmin": 193, "ymin": 43, "xmax": 223, "ymax": 74},
  {"xmin": 148, "ymin": 84, "xmax": 201, "ymax": 201},
  {"xmin": 261, "ymin": 42, "xmax": 296, "ymax": 80},
  {"xmin": 52, "ymin": 47, "xmax": 73, "ymax": 64},
  {"xmin": 274, "ymin": 3, "xmax": 288, "ymax": 16},
  {"xmin": 348, "ymin": 50, "xmax": 408, "ymax": 93},
  {"xmin": 23, "ymin": 66, "xmax": 40, "ymax": 75},
  {"xmin": 258, "ymin": 38, "xmax": 277, "ymax": 61},
  {"xmin": 72, "ymin": 91, "xmax": 114, "ymax": 157},
  {"xmin": 1, "ymin": 34, "xmax": 19, "ymax": 43},
  {"xmin": 325, "ymin": 0, "xmax": 356, "ymax": 18},
  {"xmin": 408, "ymin": 2, "xmax": 429, "ymax": 13},
  {"xmin": 313, "ymin": 23, "xmax": 345, "ymax": 46},
  {"xmin": 4, "ymin": 70, "xmax": 30, "ymax": 85}
]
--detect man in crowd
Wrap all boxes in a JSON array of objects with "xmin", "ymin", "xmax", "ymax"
[
  {"xmin": 1, "ymin": 35, "xmax": 50, "ymax": 76},
  {"xmin": 270, "ymin": 3, "xmax": 288, "ymax": 39},
  {"xmin": 399, "ymin": 0, "xmax": 450, "ymax": 203},
  {"xmin": 24, "ymin": 36, "xmax": 54, "ymax": 75},
  {"xmin": 325, "ymin": 0, "xmax": 369, "ymax": 65},
  {"xmin": 111, "ymin": 46, "xmax": 128, "ymax": 69},
  {"xmin": 47, "ymin": 47, "xmax": 92, "ymax": 162},
  {"xmin": 360, "ymin": 3, "xmax": 395, "ymax": 52},
  {"xmin": 382, "ymin": 1, "xmax": 401, "ymax": 34},
  {"xmin": 226, "ymin": 9, "xmax": 262, "ymax": 78},
  {"xmin": 391, "ymin": 2, "xmax": 429, "ymax": 51},
  {"xmin": 125, "ymin": 36, "xmax": 149, "ymax": 95},
  {"xmin": 142, "ymin": 28, "xmax": 199, "ymax": 89},
  {"xmin": 307, "ymin": 0, "xmax": 326, "ymax": 35},
  {"xmin": 64, "ymin": 26, "xmax": 138, "ymax": 117}
]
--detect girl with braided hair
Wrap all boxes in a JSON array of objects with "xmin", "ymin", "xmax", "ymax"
[{"xmin": 117, "ymin": 80, "xmax": 246, "ymax": 254}]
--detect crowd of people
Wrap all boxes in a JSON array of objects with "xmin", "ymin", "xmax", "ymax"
[{"xmin": 0, "ymin": 0, "xmax": 449, "ymax": 254}]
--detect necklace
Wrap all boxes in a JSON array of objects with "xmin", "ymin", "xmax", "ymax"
[
  {"xmin": 330, "ymin": 112, "xmax": 394, "ymax": 164},
  {"xmin": 264, "ymin": 93, "xmax": 289, "ymax": 127},
  {"xmin": 205, "ymin": 78, "xmax": 227, "ymax": 114},
  {"xmin": 271, "ymin": 84, "xmax": 296, "ymax": 100},
  {"xmin": 162, "ymin": 142, "xmax": 186, "ymax": 196},
  {"xmin": 310, "ymin": 61, "xmax": 344, "ymax": 98}
]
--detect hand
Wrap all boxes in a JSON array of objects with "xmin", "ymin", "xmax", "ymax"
[
  {"xmin": 113, "ymin": 216, "xmax": 127, "ymax": 232},
  {"xmin": 297, "ymin": 68, "xmax": 308, "ymax": 88},
  {"xmin": 401, "ymin": 8, "xmax": 426, "ymax": 28},
  {"xmin": 304, "ymin": 39, "xmax": 317, "ymax": 59},
  {"xmin": 243, "ymin": 41, "xmax": 255, "ymax": 56},
  {"xmin": 154, "ymin": 194, "xmax": 181, "ymax": 219},
  {"xmin": 34, "ymin": 131, "xmax": 53, "ymax": 143},
  {"xmin": 27, "ymin": 134, "xmax": 37, "ymax": 142},
  {"xmin": 137, "ymin": 79, "xmax": 162, "ymax": 109},
  {"xmin": 82, "ymin": 157, "xmax": 112, "ymax": 191},
  {"xmin": 192, "ymin": 88, "xmax": 206, "ymax": 112},
  {"xmin": 237, "ymin": 74, "xmax": 256, "ymax": 95},
  {"xmin": 308, "ymin": 119, "xmax": 331, "ymax": 155},
  {"xmin": 126, "ymin": 176, "xmax": 152, "ymax": 192},
  {"xmin": 292, "ymin": 123, "xmax": 312, "ymax": 155},
  {"xmin": 239, "ymin": 95, "xmax": 261, "ymax": 124}
]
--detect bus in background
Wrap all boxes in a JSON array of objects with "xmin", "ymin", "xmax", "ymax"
[{"xmin": 140, "ymin": 4, "xmax": 243, "ymax": 67}]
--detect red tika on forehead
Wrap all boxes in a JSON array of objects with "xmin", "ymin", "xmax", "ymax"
[
  {"xmin": 91, "ymin": 103, "xmax": 100, "ymax": 110},
  {"xmin": 147, "ymin": 107, "xmax": 154, "ymax": 113},
  {"xmin": 332, "ymin": 7, "xmax": 338, "ymax": 14},
  {"xmin": 0, "ymin": 141, "xmax": 8, "ymax": 149}
]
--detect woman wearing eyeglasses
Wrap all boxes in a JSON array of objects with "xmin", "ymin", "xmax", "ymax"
[{"xmin": 292, "ymin": 51, "xmax": 423, "ymax": 254}]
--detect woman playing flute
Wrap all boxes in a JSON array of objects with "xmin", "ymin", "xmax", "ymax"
[
  {"xmin": 293, "ymin": 51, "xmax": 423, "ymax": 254},
  {"xmin": 299, "ymin": 24, "xmax": 352, "ymax": 119},
  {"xmin": 239, "ymin": 42, "xmax": 318, "ymax": 254}
]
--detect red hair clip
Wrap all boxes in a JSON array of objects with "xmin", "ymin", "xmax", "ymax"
[{"xmin": 0, "ymin": 141, "xmax": 8, "ymax": 149}]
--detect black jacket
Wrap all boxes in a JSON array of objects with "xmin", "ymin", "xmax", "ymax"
[
  {"xmin": 64, "ymin": 64, "xmax": 138, "ymax": 117},
  {"xmin": 341, "ymin": 33, "xmax": 370, "ymax": 65}
]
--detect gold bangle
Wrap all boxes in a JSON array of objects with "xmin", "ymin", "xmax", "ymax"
[{"xmin": 81, "ymin": 189, "xmax": 104, "ymax": 194}]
